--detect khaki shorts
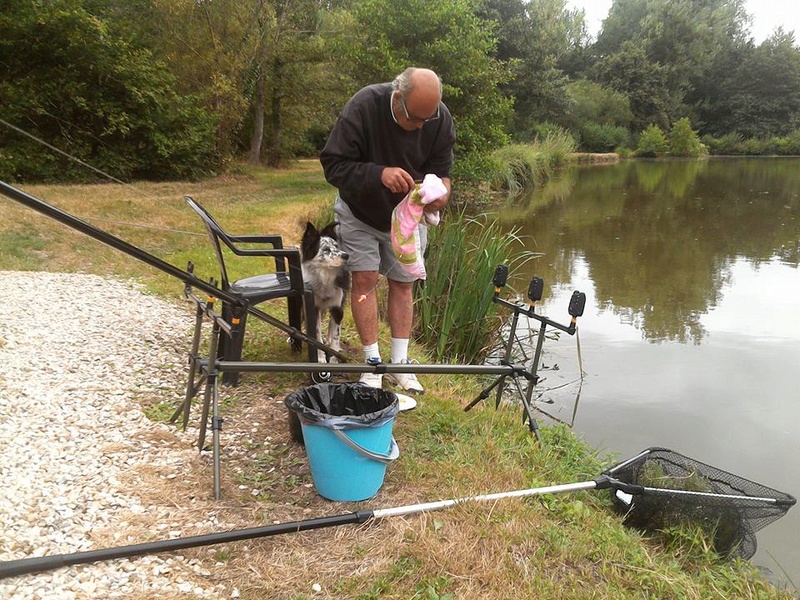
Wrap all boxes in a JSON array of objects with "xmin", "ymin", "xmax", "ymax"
[{"xmin": 334, "ymin": 196, "xmax": 426, "ymax": 283}]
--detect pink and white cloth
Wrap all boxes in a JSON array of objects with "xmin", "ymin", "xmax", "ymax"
[{"xmin": 390, "ymin": 173, "xmax": 448, "ymax": 280}]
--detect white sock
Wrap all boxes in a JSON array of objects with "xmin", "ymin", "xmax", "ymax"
[
  {"xmin": 390, "ymin": 337, "xmax": 409, "ymax": 363},
  {"xmin": 363, "ymin": 342, "xmax": 381, "ymax": 362}
]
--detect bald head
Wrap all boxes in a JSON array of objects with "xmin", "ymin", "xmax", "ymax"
[{"xmin": 393, "ymin": 67, "xmax": 442, "ymax": 124}]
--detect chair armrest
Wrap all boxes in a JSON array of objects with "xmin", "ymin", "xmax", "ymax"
[
  {"xmin": 227, "ymin": 233, "xmax": 284, "ymax": 247},
  {"xmin": 221, "ymin": 236, "xmax": 296, "ymax": 273}
]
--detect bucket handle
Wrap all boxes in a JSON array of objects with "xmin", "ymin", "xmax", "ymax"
[{"xmin": 332, "ymin": 429, "xmax": 399, "ymax": 464}]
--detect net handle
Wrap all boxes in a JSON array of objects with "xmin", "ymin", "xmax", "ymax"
[{"xmin": 595, "ymin": 474, "xmax": 795, "ymax": 507}]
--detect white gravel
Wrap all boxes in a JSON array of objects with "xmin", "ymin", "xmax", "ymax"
[{"xmin": 0, "ymin": 272, "xmax": 233, "ymax": 599}]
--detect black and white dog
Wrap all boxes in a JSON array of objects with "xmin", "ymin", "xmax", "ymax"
[{"xmin": 300, "ymin": 221, "xmax": 350, "ymax": 363}]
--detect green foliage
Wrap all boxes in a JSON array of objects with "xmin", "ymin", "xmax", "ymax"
[
  {"xmin": 480, "ymin": 0, "xmax": 579, "ymax": 131},
  {"xmin": 592, "ymin": 40, "xmax": 675, "ymax": 131},
  {"xmin": 668, "ymin": 117, "xmax": 707, "ymax": 157},
  {"xmin": 593, "ymin": 0, "xmax": 752, "ymax": 132},
  {"xmin": 3, "ymin": 0, "xmax": 800, "ymax": 182},
  {"xmin": 697, "ymin": 31, "xmax": 800, "ymax": 139},
  {"xmin": 488, "ymin": 131, "xmax": 577, "ymax": 194},
  {"xmin": 636, "ymin": 124, "xmax": 669, "ymax": 157},
  {"xmin": 517, "ymin": 121, "xmax": 563, "ymax": 144},
  {"xmin": 701, "ymin": 133, "xmax": 744, "ymax": 155},
  {"xmin": 415, "ymin": 211, "xmax": 534, "ymax": 363},
  {"xmin": 563, "ymin": 79, "xmax": 634, "ymax": 130},
  {"xmin": 0, "ymin": 0, "xmax": 220, "ymax": 182},
  {"xmin": 332, "ymin": 0, "xmax": 513, "ymax": 183},
  {"xmin": 702, "ymin": 130, "xmax": 800, "ymax": 156},
  {"xmin": 578, "ymin": 123, "xmax": 631, "ymax": 153},
  {"xmin": 558, "ymin": 79, "xmax": 634, "ymax": 152}
]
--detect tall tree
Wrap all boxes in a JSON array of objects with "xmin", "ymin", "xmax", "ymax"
[
  {"xmin": 700, "ymin": 31, "xmax": 800, "ymax": 138},
  {"xmin": 592, "ymin": 0, "xmax": 750, "ymax": 129},
  {"xmin": 151, "ymin": 0, "xmax": 345, "ymax": 166},
  {"xmin": 480, "ymin": 0, "xmax": 578, "ymax": 139},
  {"xmin": 329, "ymin": 0, "xmax": 513, "ymax": 179}
]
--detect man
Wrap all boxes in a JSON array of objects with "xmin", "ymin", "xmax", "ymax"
[{"xmin": 319, "ymin": 67, "xmax": 456, "ymax": 394}]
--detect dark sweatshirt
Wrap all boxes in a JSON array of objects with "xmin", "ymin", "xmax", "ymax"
[{"xmin": 319, "ymin": 82, "xmax": 456, "ymax": 232}]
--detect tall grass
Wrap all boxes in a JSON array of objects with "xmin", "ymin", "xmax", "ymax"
[
  {"xmin": 488, "ymin": 129, "xmax": 577, "ymax": 195},
  {"xmin": 414, "ymin": 209, "xmax": 536, "ymax": 363}
]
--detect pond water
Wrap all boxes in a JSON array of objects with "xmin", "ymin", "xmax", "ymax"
[{"xmin": 488, "ymin": 157, "xmax": 800, "ymax": 587}]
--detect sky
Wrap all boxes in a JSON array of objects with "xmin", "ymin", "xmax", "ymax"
[{"xmin": 564, "ymin": 0, "xmax": 800, "ymax": 44}]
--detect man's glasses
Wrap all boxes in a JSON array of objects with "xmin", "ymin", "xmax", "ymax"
[{"xmin": 398, "ymin": 94, "xmax": 440, "ymax": 124}]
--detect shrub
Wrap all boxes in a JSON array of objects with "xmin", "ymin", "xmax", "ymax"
[
  {"xmin": 636, "ymin": 124, "xmax": 669, "ymax": 157},
  {"xmin": 668, "ymin": 118, "xmax": 707, "ymax": 157},
  {"xmin": 487, "ymin": 132, "xmax": 577, "ymax": 195},
  {"xmin": 517, "ymin": 122, "xmax": 566, "ymax": 144},
  {"xmin": 702, "ymin": 133, "xmax": 743, "ymax": 155},
  {"xmin": 578, "ymin": 123, "xmax": 630, "ymax": 153},
  {"xmin": 775, "ymin": 130, "xmax": 800, "ymax": 155},
  {"xmin": 563, "ymin": 80, "xmax": 634, "ymax": 131}
]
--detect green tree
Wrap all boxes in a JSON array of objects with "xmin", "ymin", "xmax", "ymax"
[
  {"xmin": 480, "ymin": 0, "xmax": 578, "ymax": 139},
  {"xmin": 331, "ymin": 0, "xmax": 513, "ymax": 181},
  {"xmin": 699, "ymin": 31, "xmax": 800, "ymax": 138},
  {"xmin": 592, "ymin": 41, "xmax": 674, "ymax": 130},
  {"xmin": 0, "ymin": 0, "xmax": 219, "ymax": 182},
  {"xmin": 564, "ymin": 80, "xmax": 634, "ymax": 129},
  {"xmin": 593, "ymin": 0, "xmax": 750, "ymax": 130}
]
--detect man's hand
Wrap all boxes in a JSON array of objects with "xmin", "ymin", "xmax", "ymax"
[{"xmin": 381, "ymin": 167, "xmax": 415, "ymax": 194}]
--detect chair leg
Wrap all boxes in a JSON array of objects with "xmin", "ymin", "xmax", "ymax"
[
  {"xmin": 287, "ymin": 295, "xmax": 304, "ymax": 352},
  {"xmin": 303, "ymin": 289, "xmax": 318, "ymax": 363},
  {"xmin": 219, "ymin": 302, "xmax": 246, "ymax": 387}
]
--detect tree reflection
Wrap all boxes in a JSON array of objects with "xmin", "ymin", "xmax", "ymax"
[{"xmin": 492, "ymin": 158, "xmax": 800, "ymax": 343}]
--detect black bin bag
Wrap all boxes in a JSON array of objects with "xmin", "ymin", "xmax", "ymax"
[{"xmin": 285, "ymin": 382, "xmax": 399, "ymax": 444}]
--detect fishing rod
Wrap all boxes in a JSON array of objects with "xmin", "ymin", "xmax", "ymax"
[{"xmin": 0, "ymin": 181, "xmax": 340, "ymax": 357}]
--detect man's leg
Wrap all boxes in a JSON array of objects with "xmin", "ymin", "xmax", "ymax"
[
  {"xmin": 351, "ymin": 270, "xmax": 384, "ymax": 388},
  {"xmin": 351, "ymin": 270, "xmax": 381, "ymax": 346},
  {"xmin": 385, "ymin": 278, "xmax": 424, "ymax": 394},
  {"xmin": 387, "ymin": 278, "xmax": 414, "ymax": 339}
]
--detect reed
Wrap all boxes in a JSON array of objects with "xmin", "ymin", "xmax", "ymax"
[
  {"xmin": 489, "ymin": 130, "xmax": 577, "ymax": 195},
  {"xmin": 414, "ymin": 209, "xmax": 535, "ymax": 363}
]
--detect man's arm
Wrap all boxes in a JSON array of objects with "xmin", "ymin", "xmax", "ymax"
[{"xmin": 319, "ymin": 110, "xmax": 385, "ymax": 192}]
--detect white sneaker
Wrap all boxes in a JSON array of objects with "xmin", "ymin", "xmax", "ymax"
[
  {"xmin": 359, "ymin": 358, "xmax": 383, "ymax": 389},
  {"xmin": 386, "ymin": 359, "xmax": 424, "ymax": 394}
]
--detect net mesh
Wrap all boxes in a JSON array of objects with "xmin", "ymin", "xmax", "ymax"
[{"xmin": 604, "ymin": 447, "xmax": 796, "ymax": 559}]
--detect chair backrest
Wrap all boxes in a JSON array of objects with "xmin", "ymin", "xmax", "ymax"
[
  {"xmin": 185, "ymin": 195, "xmax": 235, "ymax": 289},
  {"xmin": 184, "ymin": 195, "xmax": 304, "ymax": 295}
]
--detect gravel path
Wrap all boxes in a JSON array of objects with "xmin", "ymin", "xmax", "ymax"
[{"xmin": 0, "ymin": 272, "xmax": 234, "ymax": 599}]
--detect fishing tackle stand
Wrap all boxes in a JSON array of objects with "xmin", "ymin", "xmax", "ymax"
[{"xmin": 463, "ymin": 265, "xmax": 586, "ymax": 439}]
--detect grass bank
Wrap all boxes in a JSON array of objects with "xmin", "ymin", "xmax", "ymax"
[{"xmin": 0, "ymin": 165, "xmax": 794, "ymax": 599}]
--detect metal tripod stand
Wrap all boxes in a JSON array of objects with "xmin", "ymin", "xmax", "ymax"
[{"xmin": 463, "ymin": 265, "xmax": 586, "ymax": 440}]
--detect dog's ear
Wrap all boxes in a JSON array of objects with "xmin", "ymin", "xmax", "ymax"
[
  {"xmin": 301, "ymin": 221, "xmax": 319, "ymax": 258},
  {"xmin": 320, "ymin": 222, "xmax": 340, "ymax": 240}
]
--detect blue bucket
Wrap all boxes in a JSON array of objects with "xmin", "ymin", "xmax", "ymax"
[
  {"xmin": 301, "ymin": 419, "xmax": 399, "ymax": 501},
  {"xmin": 285, "ymin": 383, "xmax": 400, "ymax": 502}
]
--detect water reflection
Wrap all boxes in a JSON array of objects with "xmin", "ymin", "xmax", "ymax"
[
  {"xmin": 483, "ymin": 157, "xmax": 800, "ymax": 587},
  {"xmin": 493, "ymin": 158, "xmax": 800, "ymax": 344}
]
